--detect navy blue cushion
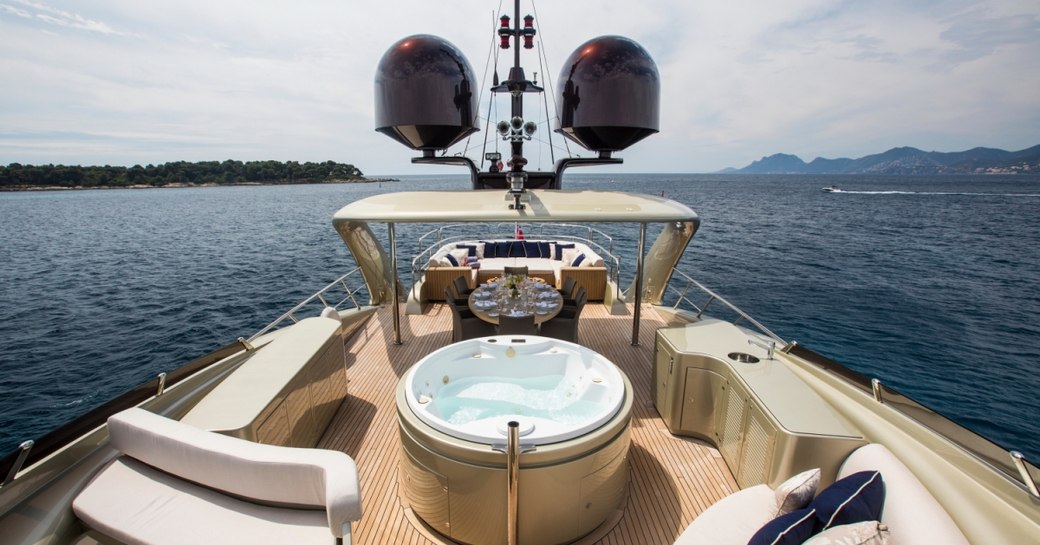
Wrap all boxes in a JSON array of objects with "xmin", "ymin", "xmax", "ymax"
[
  {"xmin": 811, "ymin": 470, "xmax": 885, "ymax": 531},
  {"xmin": 571, "ymin": 253, "xmax": 586, "ymax": 267},
  {"xmin": 456, "ymin": 244, "xmax": 477, "ymax": 257},
  {"xmin": 523, "ymin": 241, "xmax": 541, "ymax": 257},
  {"xmin": 444, "ymin": 253, "xmax": 459, "ymax": 267},
  {"xmin": 507, "ymin": 241, "xmax": 526, "ymax": 257},
  {"xmin": 480, "ymin": 241, "xmax": 496, "ymax": 258},
  {"xmin": 554, "ymin": 243, "xmax": 575, "ymax": 260},
  {"xmin": 748, "ymin": 508, "xmax": 817, "ymax": 545},
  {"xmin": 537, "ymin": 242, "xmax": 550, "ymax": 258},
  {"xmin": 496, "ymin": 241, "xmax": 511, "ymax": 257}
]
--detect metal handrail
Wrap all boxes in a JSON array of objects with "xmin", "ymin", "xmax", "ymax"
[
  {"xmin": 667, "ymin": 269, "xmax": 1040, "ymax": 495},
  {"xmin": 248, "ymin": 268, "xmax": 367, "ymax": 341},
  {"xmin": 666, "ymin": 268, "xmax": 787, "ymax": 346},
  {"xmin": 409, "ymin": 223, "xmax": 622, "ymax": 297}
]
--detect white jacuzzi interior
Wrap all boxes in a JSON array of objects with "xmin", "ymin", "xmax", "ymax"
[{"xmin": 405, "ymin": 336, "xmax": 625, "ymax": 445}]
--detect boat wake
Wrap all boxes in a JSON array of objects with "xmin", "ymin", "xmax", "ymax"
[{"xmin": 827, "ymin": 189, "xmax": 1040, "ymax": 197}]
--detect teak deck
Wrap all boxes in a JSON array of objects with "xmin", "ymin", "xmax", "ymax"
[{"xmin": 318, "ymin": 302, "xmax": 738, "ymax": 545}]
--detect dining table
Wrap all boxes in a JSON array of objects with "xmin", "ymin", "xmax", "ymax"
[{"xmin": 466, "ymin": 276, "xmax": 564, "ymax": 325}]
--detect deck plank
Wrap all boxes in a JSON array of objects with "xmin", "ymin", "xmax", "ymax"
[{"xmin": 318, "ymin": 302, "xmax": 737, "ymax": 545}]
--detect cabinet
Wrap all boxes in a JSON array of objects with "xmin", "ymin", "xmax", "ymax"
[
  {"xmin": 183, "ymin": 317, "xmax": 347, "ymax": 448},
  {"xmin": 654, "ymin": 323, "xmax": 864, "ymax": 488}
]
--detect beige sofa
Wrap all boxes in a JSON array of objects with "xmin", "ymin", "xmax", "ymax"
[
  {"xmin": 73, "ymin": 408, "xmax": 363, "ymax": 545},
  {"xmin": 673, "ymin": 443, "xmax": 969, "ymax": 545},
  {"xmin": 426, "ymin": 240, "xmax": 609, "ymax": 301}
]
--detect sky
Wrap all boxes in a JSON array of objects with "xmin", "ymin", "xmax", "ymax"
[{"xmin": 1, "ymin": 0, "xmax": 1038, "ymax": 174}]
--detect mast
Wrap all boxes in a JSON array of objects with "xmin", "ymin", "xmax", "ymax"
[{"xmin": 492, "ymin": 0, "xmax": 542, "ymax": 198}]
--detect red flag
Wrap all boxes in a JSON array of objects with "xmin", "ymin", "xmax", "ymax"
[{"xmin": 515, "ymin": 224, "xmax": 524, "ymax": 240}]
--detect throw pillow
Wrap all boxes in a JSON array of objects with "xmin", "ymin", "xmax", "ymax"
[
  {"xmin": 444, "ymin": 253, "xmax": 459, "ymax": 267},
  {"xmin": 803, "ymin": 521, "xmax": 889, "ymax": 545},
  {"xmin": 455, "ymin": 244, "xmax": 477, "ymax": 257},
  {"xmin": 748, "ymin": 508, "xmax": 818, "ymax": 545},
  {"xmin": 811, "ymin": 471, "xmax": 885, "ymax": 532},
  {"xmin": 774, "ymin": 468, "xmax": 821, "ymax": 516},
  {"xmin": 537, "ymin": 241, "xmax": 551, "ymax": 258},
  {"xmin": 571, "ymin": 253, "xmax": 586, "ymax": 267},
  {"xmin": 480, "ymin": 241, "xmax": 497, "ymax": 258},
  {"xmin": 553, "ymin": 243, "xmax": 575, "ymax": 260}
]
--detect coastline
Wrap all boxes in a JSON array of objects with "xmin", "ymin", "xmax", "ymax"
[{"xmin": 0, "ymin": 177, "xmax": 400, "ymax": 192}]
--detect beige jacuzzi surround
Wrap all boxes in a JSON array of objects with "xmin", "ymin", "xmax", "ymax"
[{"xmin": 396, "ymin": 336, "xmax": 634, "ymax": 545}]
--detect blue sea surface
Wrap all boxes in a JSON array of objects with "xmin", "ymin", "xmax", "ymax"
[{"xmin": 1, "ymin": 174, "xmax": 1038, "ymax": 462}]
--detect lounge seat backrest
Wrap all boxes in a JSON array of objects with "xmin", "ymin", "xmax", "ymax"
[
  {"xmin": 107, "ymin": 408, "xmax": 362, "ymax": 537},
  {"xmin": 839, "ymin": 444, "xmax": 968, "ymax": 545}
]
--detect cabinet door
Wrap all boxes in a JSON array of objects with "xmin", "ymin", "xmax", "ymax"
[
  {"xmin": 680, "ymin": 368, "xmax": 726, "ymax": 438},
  {"xmin": 716, "ymin": 379, "xmax": 748, "ymax": 472},
  {"xmin": 736, "ymin": 401, "xmax": 776, "ymax": 488},
  {"xmin": 257, "ymin": 403, "xmax": 290, "ymax": 446},
  {"xmin": 653, "ymin": 339, "xmax": 676, "ymax": 424}
]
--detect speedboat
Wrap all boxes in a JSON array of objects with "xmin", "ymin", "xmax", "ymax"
[
  {"xmin": 822, "ymin": 185, "xmax": 840, "ymax": 192},
  {"xmin": 2, "ymin": 2, "xmax": 1037, "ymax": 545}
]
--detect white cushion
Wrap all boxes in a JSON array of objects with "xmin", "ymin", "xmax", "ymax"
[
  {"xmin": 803, "ymin": 521, "xmax": 889, "ymax": 545},
  {"xmin": 774, "ymin": 468, "xmax": 820, "ymax": 516},
  {"xmin": 479, "ymin": 257, "xmax": 557, "ymax": 274},
  {"xmin": 74, "ymin": 458, "xmax": 335, "ymax": 545},
  {"xmin": 839, "ymin": 444, "xmax": 968, "ymax": 545},
  {"xmin": 672, "ymin": 484, "xmax": 776, "ymax": 545},
  {"xmin": 561, "ymin": 247, "xmax": 582, "ymax": 266},
  {"xmin": 104, "ymin": 408, "xmax": 361, "ymax": 537}
]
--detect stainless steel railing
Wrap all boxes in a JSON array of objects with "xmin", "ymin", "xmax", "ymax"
[
  {"xmin": 410, "ymin": 222, "xmax": 622, "ymax": 298},
  {"xmin": 665, "ymin": 268, "xmax": 787, "ymax": 346},
  {"xmin": 247, "ymin": 268, "xmax": 367, "ymax": 341},
  {"xmin": 665, "ymin": 268, "xmax": 1040, "ymax": 498}
]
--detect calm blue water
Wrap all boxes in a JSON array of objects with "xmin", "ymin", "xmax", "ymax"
[{"xmin": 2, "ymin": 174, "xmax": 1039, "ymax": 462}]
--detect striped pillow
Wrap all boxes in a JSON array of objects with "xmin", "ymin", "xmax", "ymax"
[{"xmin": 811, "ymin": 470, "xmax": 885, "ymax": 531}]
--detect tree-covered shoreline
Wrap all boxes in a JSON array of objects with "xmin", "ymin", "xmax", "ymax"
[{"xmin": 0, "ymin": 160, "xmax": 370, "ymax": 190}]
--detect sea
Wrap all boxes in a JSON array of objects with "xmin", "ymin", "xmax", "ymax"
[{"xmin": 1, "ymin": 173, "xmax": 1039, "ymax": 463}]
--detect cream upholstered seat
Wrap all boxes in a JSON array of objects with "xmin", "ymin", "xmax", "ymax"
[
  {"xmin": 672, "ymin": 443, "xmax": 970, "ymax": 545},
  {"xmin": 73, "ymin": 408, "xmax": 362, "ymax": 545}
]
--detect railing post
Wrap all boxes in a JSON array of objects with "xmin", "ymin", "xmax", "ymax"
[
  {"xmin": 155, "ymin": 372, "xmax": 167, "ymax": 396},
  {"xmin": 871, "ymin": 378, "xmax": 884, "ymax": 403},
  {"xmin": 2, "ymin": 441, "xmax": 34, "ymax": 487},
  {"xmin": 1010, "ymin": 451, "xmax": 1040, "ymax": 498},
  {"xmin": 507, "ymin": 421, "xmax": 520, "ymax": 545}
]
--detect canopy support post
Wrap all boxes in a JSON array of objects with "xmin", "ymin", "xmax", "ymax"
[
  {"xmin": 389, "ymin": 222, "xmax": 402, "ymax": 345},
  {"xmin": 632, "ymin": 223, "xmax": 647, "ymax": 346}
]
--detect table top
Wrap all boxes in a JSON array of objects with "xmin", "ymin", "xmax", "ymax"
[{"xmin": 467, "ymin": 278, "xmax": 563, "ymax": 325}]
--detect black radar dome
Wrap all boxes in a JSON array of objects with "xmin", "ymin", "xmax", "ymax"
[
  {"xmin": 556, "ymin": 36, "xmax": 660, "ymax": 152},
  {"xmin": 374, "ymin": 34, "xmax": 479, "ymax": 150}
]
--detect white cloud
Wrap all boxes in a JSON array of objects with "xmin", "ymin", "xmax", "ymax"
[{"xmin": 1, "ymin": 0, "xmax": 1037, "ymax": 173}]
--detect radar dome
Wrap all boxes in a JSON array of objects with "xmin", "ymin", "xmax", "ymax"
[
  {"xmin": 375, "ymin": 34, "xmax": 479, "ymax": 150},
  {"xmin": 556, "ymin": 36, "xmax": 660, "ymax": 152}
]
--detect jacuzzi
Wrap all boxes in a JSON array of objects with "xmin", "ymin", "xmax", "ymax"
[{"xmin": 397, "ymin": 335, "xmax": 633, "ymax": 545}]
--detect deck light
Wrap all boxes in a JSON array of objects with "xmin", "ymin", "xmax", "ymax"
[
  {"xmin": 522, "ymin": 15, "xmax": 535, "ymax": 49},
  {"xmin": 499, "ymin": 15, "xmax": 511, "ymax": 49}
]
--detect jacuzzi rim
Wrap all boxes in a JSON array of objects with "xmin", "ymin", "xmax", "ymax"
[{"xmin": 403, "ymin": 335, "xmax": 626, "ymax": 446}]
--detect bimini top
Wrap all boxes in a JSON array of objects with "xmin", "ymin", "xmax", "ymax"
[{"xmin": 332, "ymin": 189, "xmax": 698, "ymax": 225}]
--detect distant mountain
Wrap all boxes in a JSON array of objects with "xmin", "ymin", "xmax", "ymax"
[{"xmin": 730, "ymin": 145, "xmax": 1040, "ymax": 175}]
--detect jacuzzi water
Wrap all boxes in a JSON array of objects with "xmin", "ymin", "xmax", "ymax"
[
  {"xmin": 404, "ymin": 335, "xmax": 625, "ymax": 445},
  {"xmin": 437, "ymin": 375, "xmax": 602, "ymax": 426}
]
